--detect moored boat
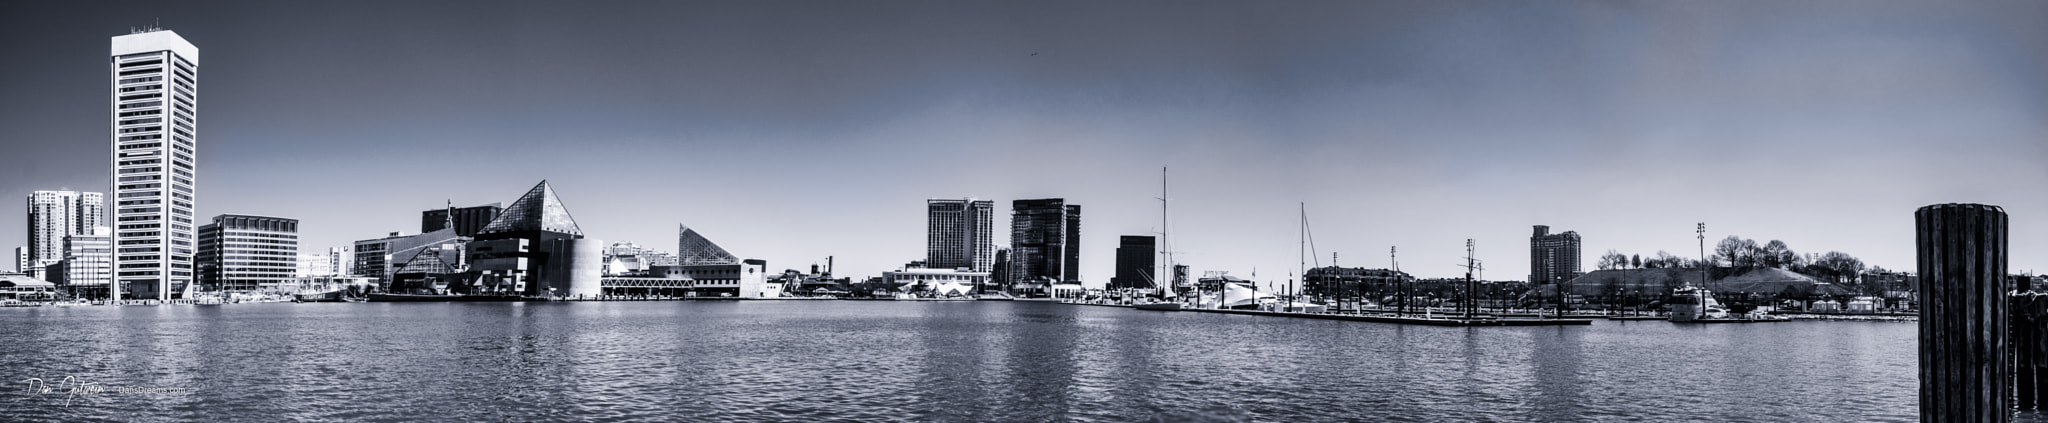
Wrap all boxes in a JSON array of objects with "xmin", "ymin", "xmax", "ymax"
[
  {"xmin": 367, "ymin": 292, "xmax": 535, "ymax": 302},
  {"xmin": 295, "ymin": 290, "xmax": 348, "ymax": 303},
  {"xmin": 1669, "ymin": 286, "xmax": 1727, "ymax": 322},
  {"xmin": 1134, "ymin": 302, "xmax": 1182, "ymax": 311}
]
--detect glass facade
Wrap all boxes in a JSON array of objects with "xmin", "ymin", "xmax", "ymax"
[
  {"xmin": 1009, "ymin": 199, "xmax": 1081, "ymax": 283},
  {"xmin": 677, "ymin": 224, "xmax": 737, "ymax": 265}
]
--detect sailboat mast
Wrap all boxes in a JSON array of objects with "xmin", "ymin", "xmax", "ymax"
[{"xmin": 1159, "ymin": 166, "xmax": 1171, "ymax": 299}]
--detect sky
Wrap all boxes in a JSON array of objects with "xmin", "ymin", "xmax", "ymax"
[{"xmin": 0, "ymin": 0, "xmax": 2042, "ymax": 287}]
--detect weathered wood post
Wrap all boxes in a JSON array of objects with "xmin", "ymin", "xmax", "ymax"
[
  {"xmin": 2014, "ymin": 291, "xmax": 2045, "ymax": 410},
  {"xmin": 1917, "ymin": 203, "xmax": 2009, "ymax": 422}
]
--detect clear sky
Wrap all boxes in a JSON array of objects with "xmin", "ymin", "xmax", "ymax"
[{"xmin": 0, "ymin": 0, "xmax": 2042, "ymax": 286}]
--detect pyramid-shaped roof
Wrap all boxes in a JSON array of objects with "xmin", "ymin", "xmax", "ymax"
[
  {"xmin": 677, "ymin": 223, "xmax": 737, "ymax": 265},
  {"xmin": 477, "ymin": 181, "xmax": 583, "ymax": 236},
  {"xmin": 394, "ymin": 247, "xmax": 459, "ymax": 275}
]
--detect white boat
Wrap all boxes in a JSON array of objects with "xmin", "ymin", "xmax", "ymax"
[{"xmin": 1669, "ymin": 286, "xmax": 1730, "ymax": 322}]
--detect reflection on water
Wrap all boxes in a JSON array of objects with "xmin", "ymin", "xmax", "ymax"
[{"xmin": 0, "ymin": 301, "xmax": 1919, "ymax": 422}]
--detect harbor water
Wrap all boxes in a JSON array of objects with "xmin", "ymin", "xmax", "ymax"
[{"xmin": 1, "ymin": 301, "xmax": 1922, "ymax": 422}]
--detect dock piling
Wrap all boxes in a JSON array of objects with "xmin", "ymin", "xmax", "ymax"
[{"xmin": 1916, "ymin": 203, "xmax": 2009, "ymax": 422}]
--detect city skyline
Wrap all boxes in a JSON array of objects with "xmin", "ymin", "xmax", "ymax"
[{"xmin": 0, "ymin": 1, "xmax": 2043, "ymax": 286}]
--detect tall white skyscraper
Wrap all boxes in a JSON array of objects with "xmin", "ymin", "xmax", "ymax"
[
  {"xmin": 26, "ymin": 190, "xmax": 103, "ymax": 279},
  {"xmin": 110, "ymin": 29, "xmax": 199, "ymax": 301}
]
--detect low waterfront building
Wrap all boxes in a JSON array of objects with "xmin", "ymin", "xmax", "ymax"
[
  {"xmin": 881, "ymin": 267, "xmax": 990, "ymax": 296},
  {"xmin": 352, "ymin": 228, "xmax": 467, "ymax": 288},
  {"xmin": 0, "ymin": 275, "xmax": 55, "ymax": 301},
  {"xmin": 197, "ymin": 214, "xmax": 300, "ymax": 292},
  {"xmin": 603, "ymin": 241, "xmax": 678, "ymax": 276},
  {"xmin": 600, "ymin": 259, "xmax": 774, "ymax": 298},
  {"xmin": 1304, "ymin": 266, "xmax": 1413, "ymax": 298},
  {"xmin": 391, "ymin": 244, "xmax": 467, "ymax": 293}
]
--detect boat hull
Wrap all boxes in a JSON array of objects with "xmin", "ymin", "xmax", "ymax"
[
  {"xmin": 295, "ymin": 290, "xmax": 348, "ymax": 303},
  {"xmin": 1134, "ymin": 303, "xmax": 1183, "ymax": 311}
]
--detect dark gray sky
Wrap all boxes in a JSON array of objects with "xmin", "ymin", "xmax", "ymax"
[{"xmin": 1, "ymin": 0, "xmax": 2043, "ymax": 284}]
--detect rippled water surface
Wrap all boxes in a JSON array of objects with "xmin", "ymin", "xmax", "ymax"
[{"xmin": 0, "ymin": 301, "xmax": 1922, "ymax": 422}]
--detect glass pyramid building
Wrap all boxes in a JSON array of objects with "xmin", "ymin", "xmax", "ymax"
[
  {"xmin": 476, "ymin": 181, "xmax": 583, "ymax": 238},
  {"xmin": 677, "ymin": 223, "xmax": 737, "ymax": 265},
  {"xmin": 394, "ymin": 247, "xmax": 459, "ymax": 275}
]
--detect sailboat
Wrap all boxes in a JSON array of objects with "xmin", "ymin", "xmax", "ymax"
[{"xmin": 1136, "ymin": 167, "xmax": 1184, "ymax": 311}]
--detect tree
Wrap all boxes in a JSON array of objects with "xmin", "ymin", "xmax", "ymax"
[
  {"xmin": 1648, "ymin": 251, "xmax": 1683, "ymax": 269},
  {"xmin": 1761, "ymin": 240, "xmax": 1797, "ymax": 268},
  {"xmin": 1631, "ymin": 254, "xmax": 1642, "ymax": 269},
  {"xmin": 1598, "ymin": 250, "xmax": 1628, "ymax": 270},
  {"xmin": 1810, "ymin": 251, "xmax": 1866, "ymax": 285},
  {"xmin": 1715, "ymin": 236, "xmax": 1762, "ymax": 267}
]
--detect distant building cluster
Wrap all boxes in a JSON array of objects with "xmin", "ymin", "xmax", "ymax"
[{"xmin": 898, "ymin": 197, "xmax": 1087, "ymax": 297}]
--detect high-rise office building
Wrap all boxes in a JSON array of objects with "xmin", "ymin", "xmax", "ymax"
[
  {"xmin": 1010, "ymin": 199, "xmax": 1082, "ymax": 283},
  {"xmin": 1529, "ymin": 225, "xmax": 1582, "ymax": 284},
  {"xmin": 60, "ymin": 227, "xmax": 114, "ymax": 298},
  {"xmin": 422, "ymin": 203, "xmax": 502, "ymax": 237},
  {"xmin": 926, "ymin": 198, "xmax": 994, "ymax": 272},
  {"xmin": 110, "ymin": 29, "xmax": 200, "ymax": 301},
  {"xmin": 196, "ymin": 215, "xmax": 299, "ymax": 292},
  {"xmin": 1111, "ymin": 235, "xmax": 1156, "ymax": 289},
  {"xmin": 27, "ymin": 190, "xmax": 103, "ymax": 279}
]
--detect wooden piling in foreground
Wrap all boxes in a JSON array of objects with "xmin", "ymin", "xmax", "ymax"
[
  {"xmin": 2014, "ymin": 292, "xmax": 2048, "ymax": 410},
  {"xmin": 1917, "ymin": 203, "xmax": 2009, "ymax": 422}
]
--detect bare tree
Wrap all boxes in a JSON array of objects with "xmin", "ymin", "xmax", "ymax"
[
  {"xmin": 1761, "ymin": 240, "xmax": 1796, "ymax": 268},
  {"xmin": 1811, "ymin": 251, "xmax": 1866, "ymax": 285},
  {"xmin": 1598, "ymin": 250, "xmax": 1628, "ymax": 270}
]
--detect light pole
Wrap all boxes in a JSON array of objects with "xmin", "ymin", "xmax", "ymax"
[{"xmin": 1697, "ymin": 222, "xmax": 1708, "ymax": 293}]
